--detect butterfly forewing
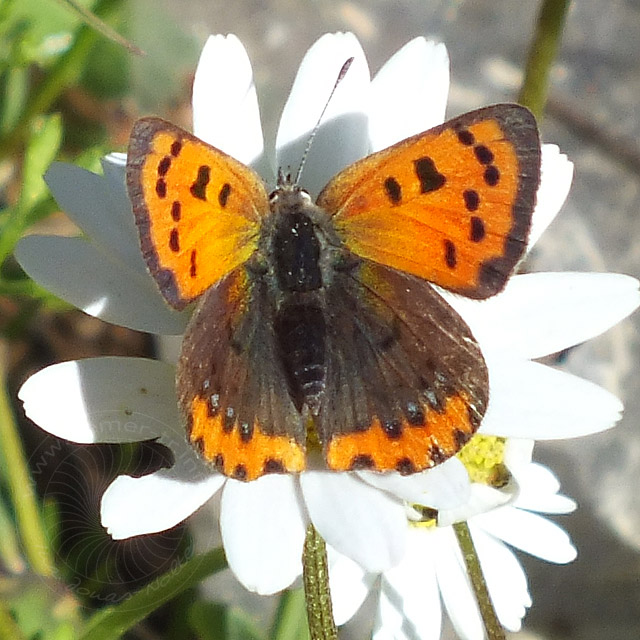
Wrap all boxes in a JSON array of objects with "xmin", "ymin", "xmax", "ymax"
[
  {"xmin": 320, "ymin": 258, "xmax": 488, "ymax": 473},
  {"xmin": 127, "ymin": 118, "xmax": 268, "ymax": 309},
  {"xmin": 320, "ymin": 104, "xmax": 540, "ymax": 299}
]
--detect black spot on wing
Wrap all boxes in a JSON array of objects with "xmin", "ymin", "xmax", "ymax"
[
  {"xmin": 474, "ymin": 145, "xmax": 494, "ymax": 165},
  {"xmin": 463, "ymin": 189, "xmax": 480, "ymax": 212},
  {"xmin": 219, "ymin": 182, "xmax": 231, "ymax": 207},
  {"xmin": 169, "ymin": 228, "xmax": 179, "ymax": 252},
  {"xmin": 191, "ymin": 165, "xmax": 210, "ymax": 200},
  {"xmin": 470, "ymin": 216, "xmax": 486, "ymax": 242},
  {"xmin": 414, "ymin": 157, "xmax": 446, "ymax": 193},
  {"xmin": 384, "ymin": 177, "xmax": 402, "ymax": 204},
  {"xmin": 456, "ymin": 129, "xmax": 475, "ymax": 146},
  {"xmin": 264, "ymin": 458, "xmax": 285, "ymax": 474},
  {"xmin": 484, "ymin": 165, "xmax": 500, "ymax": 186},
  {"xmin": 156, "ymin": 179, "xmax": 167, "ymax": 198},
  {"xmin": 157, "ymin": 156, "xmax": 172, "ymax": 176},
  {"xmin": 444, "ymin": 239, "xmax": 457, "ymax": 269},
  {"xmin": 349, "ymin": 454, "xmax": 376, "ymax": 470}
]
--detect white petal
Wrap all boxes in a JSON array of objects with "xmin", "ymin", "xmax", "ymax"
[
  {"xmin": 102, "ymin": 470, "xmax": 223, "ymax": 539},
  {"xmin": 473, "ymin": 506, "xmax": 577, "ymax": 563},
  {"xmin": 515, "ymin": 489, "xmax": 577, "ymax": 515},
  {"xmin": 374, "ymin": 582, "xmax": 405, "ymax": 640},
  {"xmin": 369, "ymin": 39, "xmax": 449, "ymax": 151},
  {"xmin": 528, "ymin": 144, "xmax": 574, "ymax": 251},
  {"xmin": 376, "ymin": 528, "xmax": 442, "ymax": 640},
  {"xmin": 359, "ymin": 457, "xmax": 470, "ymax": 510},
  {"xmin": 503, "ymin": 438, "xmax": 534, "ymax": 471},
  {"xmin": 434, "ymin": 527, "xmax": 484, "ymax": 640},
  {"xmin": 446, "ymin": 273, "xmax": 640, "ymax": 360},
  {"xmin": 220, "ymin": 475, "xmax": 306, "ymax": 594},
  {"xmin": 471, "ymin": 526, "xmax": 531, "ymax": 632},
  {"xmin": 15, "ymin": 235, "xmax": 188, "ymax": 334},
  {"xmin": 504, "ymin": 444, "xmax": 575, "ymax": 514},
  {"xmin": 276, "ymin": 32, "xmax": 370, "ymax": 197},
  {"xmin": 300, "ymin": 471, "xmax": 406, "ymax": 571},
  {"xmin": 437, "ymin": 483, "xmax": 515, "ymax": 528},
  {"xmin": 327, "ymin": 547, "xmax": 372, "ymax": 625},
  {"xmin": 482, "ymin": 357, "xmax": 623, "ymax": 440},
  {"xmin": 19, "ymin": 357, "xmax": 180, "ymax": 444},
  {"xmin": 44, "ymin": 162, "xmax": 145, "ymax": 274},
  {"xmin": 104, "ymin": 152, "xmax": 126, "ymax": 167},
  {"xmin": 192, "ymin": 34, "xmax": 265, "ymax": 169},
  {"xmin": 511, "ymin": 461, "xmax": 577, "ymax": 514}
]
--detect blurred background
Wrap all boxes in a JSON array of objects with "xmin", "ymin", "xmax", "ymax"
[{"xmin": 1, "ymin": 0, "xmax": 639, "ymax": 638}]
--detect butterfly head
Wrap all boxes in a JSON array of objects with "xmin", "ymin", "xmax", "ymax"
[{"xmin": 270, "ymin": 168, "xmax": 313, "ymax": 213}]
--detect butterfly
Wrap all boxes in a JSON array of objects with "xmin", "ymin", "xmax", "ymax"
[{"xmin": 126, "ymin": 104, "xmax": 540, "ymax": 482}]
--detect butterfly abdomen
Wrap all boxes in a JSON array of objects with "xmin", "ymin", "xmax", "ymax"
[
  {"xmin": 268, "ymin": 194, "xmax": 335, "ymax": 415},
  {"xmin": 275, "ymin": 304, "xmax": 326, "ymax": 414}
]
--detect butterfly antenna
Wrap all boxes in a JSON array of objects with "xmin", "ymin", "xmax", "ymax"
[{"xmin": 293, "ymin": 56, "xmax": 354, "ymax": 186}]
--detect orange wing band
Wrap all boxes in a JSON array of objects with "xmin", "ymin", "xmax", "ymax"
[
  {"xmin": 325, "ymin": 393, "xmax": 476, "ymax": 473},
  {"xmin": 189, "ymin": 397, "xmax": 306, "ymax": 481}
]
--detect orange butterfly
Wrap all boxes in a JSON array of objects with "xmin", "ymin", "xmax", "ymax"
[{"xmin": 126, "ymin": 104, "xmax": 540, "ymax": 481}]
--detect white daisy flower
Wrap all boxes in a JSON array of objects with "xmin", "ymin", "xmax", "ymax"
[
  {"xmin": 330, "ymin": 440, "xmax": 578, "ymax": 640},
  {"xmin": 16, "ymin": 32, "xmax": 639, "ymax": 598}
]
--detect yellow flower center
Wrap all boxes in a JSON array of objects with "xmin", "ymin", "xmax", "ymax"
[{"xmin": 457, "ymin": 434, "xmax": 510, "ymax": 488}]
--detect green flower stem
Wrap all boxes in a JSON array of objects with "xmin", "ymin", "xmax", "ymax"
[
  {"xmin": 0, "ymin": 354, "xmax": 54, "ymax": 577},
  {"xmin": 518, "ymin": 0, "xmax": 571, "ymax": 119},
  {"xmin": 80, "ymin": 547, "xmax": 226, "ymax": 640},
  {"xmin": 0, "ymin": 0, "xmax": 124, "ymax": 159},
  {"xmin": 453, "ymin": 522, "xmax": 505, "ymax": 640},
  {"xmin": 302, "ymin": 525, "xmax": 337, "ymax": 640},
  {"xmin": 271, "ymin": 589, "xmax": 310, "ymax": 640}
]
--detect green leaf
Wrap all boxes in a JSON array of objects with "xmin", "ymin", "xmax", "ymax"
[
  {"xmin": 189, "ymin": 601, "xmax": 266, "ymax": 640},
  {"xmin": 188, "ymin": 602, "xmax": 227, "ymax": 640},
  {"xmin": 81, "ymin": 547, "xmax": 227, "ymax": 640},
  {"xmin": 19, "ymin": 112, "xmax": 63, "ymax": 212},
  {"xmin": 81, "ymin": 36, "xmax": 130, "ymax": 99},
  {"xmin": 3, "ymin": 577, "xmax": 82, "ymax": 639},
  {"xmin": 0, "ymin": 597, "xmax": 27, "ymax": 640},
  {"xmin": 0, "ymin": 494, "xmax": 25, "ymax": 574},
  {"xmin": 0, "ymin": 113, "xmax": 62, "ymax": 264},
  {"xmin": 0, "ymin": 0, "xmax": 97, "ymax": 65},
  {"xmin": 227, "ymin": 607, "xmax": 267, "ymax": 640},
  {"xmin": 0, "ymin": 66, "xmax": 28, "ymax": 134},
  {"xmin": 271, "ymin": 590, "xmax": 310, "ymax": 640}
]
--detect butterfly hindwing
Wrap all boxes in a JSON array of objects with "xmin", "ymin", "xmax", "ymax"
[
  {"xmin": 319, "ymin": 258, "xmax": 488, "ymax": 474},
  {"xmin": 177, "ymin": 266, "xmax": 306, "ymax": 481},
  {"xmin": 320, "ymin": 104, "xmax": 540, "ymax": 299},
  {"xmin": 126, "ymin": 118, "xmax": 267, "ymax": 309}
]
